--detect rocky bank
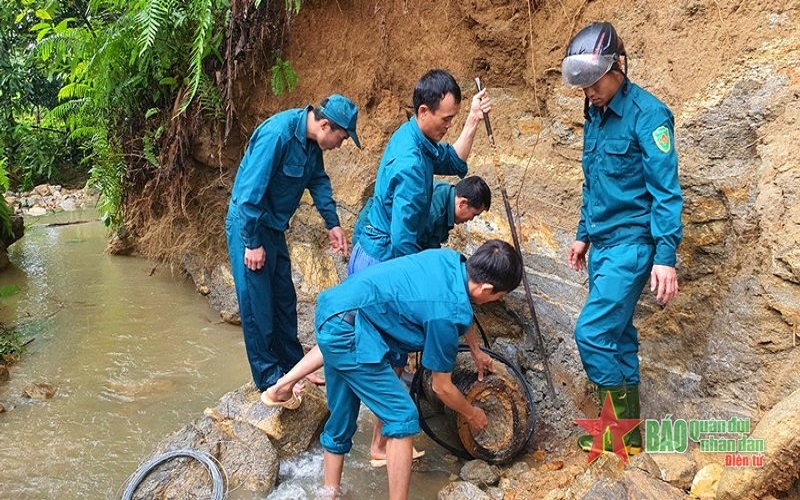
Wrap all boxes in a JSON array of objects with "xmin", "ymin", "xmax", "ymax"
[{"xmin": 124, "ymin": 0, "xmax": 800, "ymax": 497}]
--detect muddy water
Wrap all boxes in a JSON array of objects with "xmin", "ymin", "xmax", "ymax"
[{"xmin": 0, "ymin": 214, "xmax": 455, "ymax": 499}]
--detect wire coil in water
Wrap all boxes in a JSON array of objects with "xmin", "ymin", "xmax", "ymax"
[
  {"xmin": 122, "ymin": 448, "xmax": 225, "ymax": 500},
  {"xmin": 410, "ymin": 346, "xmax": 535, "ymax": 464}
]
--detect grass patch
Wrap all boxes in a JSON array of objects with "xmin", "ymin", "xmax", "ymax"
[
  {"xmin": 0, "ymin": 284, "xmax": 20, "ymax": 298},
  {"xmin": 0, "ymin": 324, "xmax": 26, "ymax": 360}
]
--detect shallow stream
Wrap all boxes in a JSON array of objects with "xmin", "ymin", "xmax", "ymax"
[{"xmin": 0, "ymin": 213, "xmax": 453, "ymax": 499}]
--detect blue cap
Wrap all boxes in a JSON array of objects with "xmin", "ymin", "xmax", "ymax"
[{"xmin": 320, "ymin": 94, "xmax": 361, "ymax": 149}]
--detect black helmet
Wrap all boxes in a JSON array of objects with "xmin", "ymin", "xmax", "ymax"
[{"xmin": 562, "ymin": 22, "xmax": 625, "ymax": 88}]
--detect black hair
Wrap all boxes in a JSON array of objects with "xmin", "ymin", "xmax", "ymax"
[
  {"xmin": 312, "ymin": 98, "xmax": 344, "ymax": 131},
  {"xmin": 466, "ymin": 239, "xmax": 523, "ymax": 293},
  {"xmin": 412, "ymin": 69, "xmax": 462, "ymax": 115},
  {"xmin": 455, "ymin": 176, "xmax": 491, "ymax": 211}
]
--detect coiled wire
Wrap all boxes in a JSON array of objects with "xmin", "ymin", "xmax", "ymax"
[{"xmin": 121, "ymin": 448, "xmax": 224, "ymax": 500}]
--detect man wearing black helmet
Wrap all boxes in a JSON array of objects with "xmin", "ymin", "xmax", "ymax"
[{"xmin": 561, "ymin": 22, "xmax": 683, "ymax": 455}]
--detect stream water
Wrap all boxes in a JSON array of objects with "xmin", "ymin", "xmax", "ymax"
[{"xmin": 0, "ymin": 213, "xmax": 454, "ymax": 499}]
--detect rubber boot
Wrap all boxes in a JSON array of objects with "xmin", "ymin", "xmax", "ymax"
[
  {"xmin": 624, "ymin": 385, "xmax": 642, "ymax": 455},
  {"xmin": 578, "ymin": 385, "xmax": 627, "ymax": 452}
]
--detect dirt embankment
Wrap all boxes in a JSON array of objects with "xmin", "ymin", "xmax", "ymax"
[{"xmin": 125, "ymin": 0, "xmax": 800, "ymax": 495}]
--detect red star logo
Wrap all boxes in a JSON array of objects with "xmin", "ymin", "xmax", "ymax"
[{"xmin": 574, "ymin": 392, "xmax": 642, "ymax": 464}]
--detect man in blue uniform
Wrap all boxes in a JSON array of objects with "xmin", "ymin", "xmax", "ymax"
[
  {"xmin": 225, "ymin": 94, "xmax": 361, "ymax": 394},
  {"xmin": 351, "ymin": 175, "xmax": 492, "ymax": 259},
  {"xmin": 316, "ymin": 239, "xmax": 522, "ymax": 499},
  {"xmin": 562, "ymin": 22, "xmax": 683, "ymax": 454},
  {"xmin": 349, "ymin": 69, "xmax": 492, "ymax": 273}
]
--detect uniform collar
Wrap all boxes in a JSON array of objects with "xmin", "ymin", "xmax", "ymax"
[
  {"xmin": 409, "ymin": 116, "xmax": 441, "ymax": 159},
  {"xmin": 589, "ymin": 78, "xmax": 629, "ymax": 121},
  {"xmin": 293, "ymin": 106, "xmax": 313, "ymax": 149}
]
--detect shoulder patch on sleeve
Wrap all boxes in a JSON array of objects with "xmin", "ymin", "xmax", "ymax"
[{"xmin": 652, "ymin": 125, "xmax": 672, "ymax": 153}]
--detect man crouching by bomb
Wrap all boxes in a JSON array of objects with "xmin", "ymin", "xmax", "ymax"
[{"xmin": 314, "ymin": 239, "xmax": 523, "ymax": 499}]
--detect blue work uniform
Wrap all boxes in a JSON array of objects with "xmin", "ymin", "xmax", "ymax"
[
  {"xmin": 574, "ymin": 80, "xmax": 683, "ymax": 387},
  {"xmin": 315, "ymin": 249, "xmax": 474, "ymax": 454},
  {"xmin": 225, "ymin": 106, "xmax": 341, "ymax": 391},
  {"xmin": 351, "ymin": 181, "xmax": 455, "ymax": 250},
  {"xmin": 353, "ymin": 116, "xmax": 467, "ymax": 265}
]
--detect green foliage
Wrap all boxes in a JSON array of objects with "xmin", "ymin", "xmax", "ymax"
[
  {"xmin": 2, "ymin": 0, "xmax": 304, "ymax": 230},
  {"xmin": 271, "ymin": 57, "xmax": 299, "ymax": 97},
  {"xmin": 0, "ymin": 158, "xmax": 12, "ymax": 240},
  {"xmin": 85, "ymin": 134, "xmax": 126, "ymax": 228},
  {"xmin": 0, "ymin": 324, "xmax": 26, "ymax": 359},
  {"xmin": 0, "ymin": 284, "xmax": 20, "ymax": 298}
]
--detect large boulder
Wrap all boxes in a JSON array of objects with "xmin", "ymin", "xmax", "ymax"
[
  {"xmin": 717, "ymin": 387, "xmax": 800, "ymax": 499},
  {"xmin": 126, "ymin": 383, "xmax": 329, "ymax": 498},
  {"xmin": 545, "ymin": 453, "xmax": 686, "ymax": 499}
]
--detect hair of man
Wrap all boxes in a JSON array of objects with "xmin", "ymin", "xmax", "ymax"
[
  {"xmin": 412, "ymin": 69, "xmax": 462, "ymax": 114},
  {"xmin": 455, "ymin": 175, "xmax": 492, "ymax": 211},
  {"xmin": 467, "ymin": 239, "xmax": 523, "ymax": 293},
  {"xmin": 312, "ymin": 98, "xmax": 345, "ymax": 131}
]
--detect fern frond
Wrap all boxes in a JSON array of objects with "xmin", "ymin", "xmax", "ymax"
[
  {"xmin": 57, "ymin": 82, "xmax": 92, "ymax": 100},
  {"xmin": 68, "ymin": 127, "xmax": 103, "ymax": 141},
  {"xmin": 134, "ymin": 0, "xmax": 175, "ymax": 55},
  {"xmin": 37, "ymin": 32, "xmax": 72, "ymax": 62},
  {"xmin": 43, "ymin": 98, "xmax": 89, "ymax": 125},
  {"xmin": 177, "ymin": 0, "xmax": 213, "ymax": 115}
]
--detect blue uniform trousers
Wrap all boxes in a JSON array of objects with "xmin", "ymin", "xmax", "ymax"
[
  {"xmin": 226, "ymin": 211, "xmax": 304, "ymax": 391},
  {"xmin": 317, "ymin": 314, "xmax": 420, "ymax": 455},
  {"xmin": 574, "ymin": 243, "xmax": 654, "ymax": 387},
  {"xmin": 346, "ymin": 241, "xmax": 382, "ymax": 276}
]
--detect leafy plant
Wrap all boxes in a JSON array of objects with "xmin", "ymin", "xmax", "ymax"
[
  {"xmin": 271, "ymin": 57, "xmax": 299, "ymax": 97},
  {"xmin": 0, "ymin": 158, "xmax": 13, "ymax": 240},
  {"xmin": 0, "ymin": 323, "xmax": 26, "ymax": 359}
]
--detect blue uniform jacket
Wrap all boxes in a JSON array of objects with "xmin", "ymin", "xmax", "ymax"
[
  {"xmin": 352, "ymin": 181, "xmax": 455, "ymax": 249},
  {"xmin": 578, "ymin": 81, "xmax": 683, "ymax": 266},
  {"xmin": 357, "ymin": 117, "xmax": 467, "ymax": 261},
  {"xmin": 229, "ymin": 106, "xmax": 340, "ymax": 249},
  {"xmin": 315, "ymin": 249, "xmax": 473, "ymax": 373}
]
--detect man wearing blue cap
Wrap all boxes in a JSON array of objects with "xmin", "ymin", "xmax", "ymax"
[{"xmin": 226, "ymin": 94, "xmax": 361, "ymax": 395}]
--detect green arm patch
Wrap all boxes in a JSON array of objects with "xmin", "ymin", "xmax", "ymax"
[{"xmin": 652, "ymin": 125, "xmax": 672, "ymax": 153}]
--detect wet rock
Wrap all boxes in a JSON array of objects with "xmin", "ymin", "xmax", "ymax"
[
  {"xmin": 27, "ymin": 207, "xmax": 47, "ymax": 217},
  {"xmin": 211, "ymin": 383, "xmax": 329, "ymax": 459},
  {"xmin": 717, "ymin": 387, "xmax": 800, "ymax": 499},
  {"xmin": 107, "ymin": 226, "xmax": 135, "ymax": 256},
  {"xmin": 0, "ymin": 401, "xmax": 5, "ymax": 413},
  {"xmin": 460, "ymin": 459, "xmax": 501, "ymax": 486},
  {"xmin": 127, "ymin": 382, "xmax": 328, "ymax": 498},
  {"xmin": 438, "ymin": 480, "xmax": 491, "ymax": 500},
  {"xmin": 60, "ymin": 198, "xmax": 77, "ymax": 212},
  {"xmin": 129, "ymin": 412, "xmax": 276, "ymax": 499},
  {"xmin": 207, "ymin": 264, "xmax": 239, "ymax": 325},
  {"xmin": 690, "ymin": 463, "xmax": 723, "ymax": 499},
  {"xmin": 23, "ymin": 382, "xmax": 55, "ymax": 399},
  {"xmin": 651, "ymin": 452, "xmax": 696, "ymax": 490},
  {"xmin": 0, "ymin": 364, "xmax": 8, "ymax": 383},
  {"xmin": 33, "ymin": 184, "xmax": 50, "ymax": 196}
]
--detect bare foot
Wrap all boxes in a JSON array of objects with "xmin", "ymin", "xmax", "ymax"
[{"xmin": 306, "ymin": 372, "xmax": 325, "ymax": 386}]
